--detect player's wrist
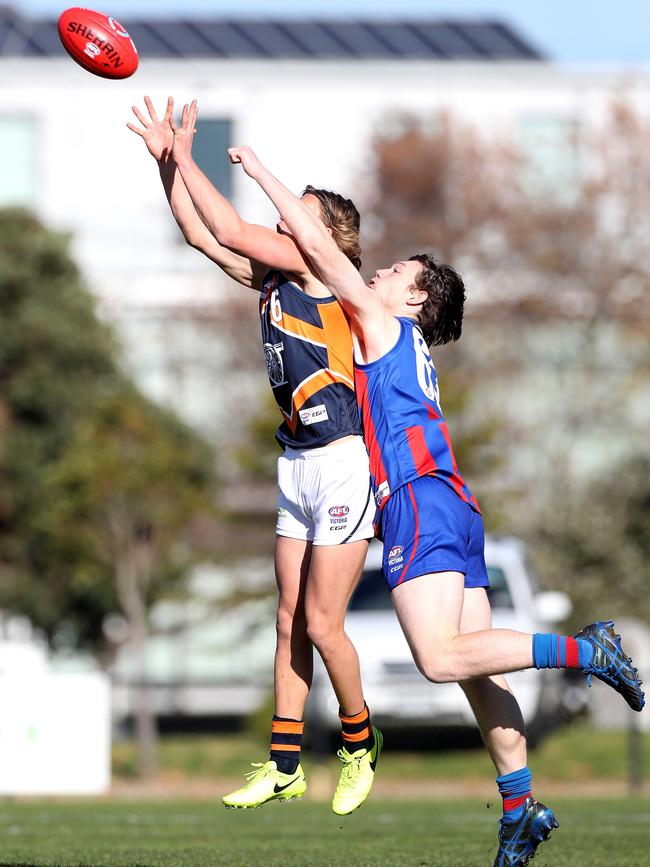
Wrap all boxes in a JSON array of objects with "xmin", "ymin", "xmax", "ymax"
[{"xmin": 158, "ymin": 153, "xmax": 176, "ymax": 171}]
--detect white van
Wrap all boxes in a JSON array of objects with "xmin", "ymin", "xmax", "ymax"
[{"xmin": 308, "ymin": 536, "xmax": 580, "ymax": 738}]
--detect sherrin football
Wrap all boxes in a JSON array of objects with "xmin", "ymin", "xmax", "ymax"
[{"xmin": 57, "ymin": 7, "xmax": 138, "ymax": 79}]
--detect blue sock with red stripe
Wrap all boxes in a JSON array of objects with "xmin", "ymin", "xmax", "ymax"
[
  {"xmin": 497, "ymin": 767, "xmax": 532, "ymax": 819},
  {"xmin": 532, "ymin": 633, "xmax": 594, "ymax": 670}
]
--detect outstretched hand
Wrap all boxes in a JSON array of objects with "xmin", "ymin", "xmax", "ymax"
[
  {"xmin": 228, "ymin": 145, "xmax": 266, "ymax": 180},
  {"xmin": 170, "ymin": 100, "xmax": 198, "ymax": 166},
  {"xmin": 127, "ymin": 95, "xmax": 174, "ymax": 162}
]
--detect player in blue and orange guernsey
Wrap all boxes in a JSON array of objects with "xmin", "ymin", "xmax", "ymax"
[
  {"xmin": 128, "ymin": 98, "xmax": 381, "ymax": 815},
  {"xmin": 231, "ymin": 144, "xmax": 646, "ymax": 866}
]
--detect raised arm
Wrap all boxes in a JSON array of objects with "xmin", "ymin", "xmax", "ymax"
[
  {"xmin": 127, "ymin": 96, "xmax": 257, "ymax": 288},
  {"xmin": 228, "ymin": 145, "xmax": 396, "ymax": 354},
  {"xmin": 169, "ymin": 102, "xmax": 311, "ymax": 279}
]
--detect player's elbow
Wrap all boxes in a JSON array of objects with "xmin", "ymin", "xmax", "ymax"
[
  {"xmin": 183, "ymin": 230, "xmax": 203, "ymax": 250},
  {"xmin": 209, "ymin": 217, "xmax": 247, "ymax": 251},
  {"xmin": 300, "ymin": 233, "xmax": 330, "ymax": 264}
]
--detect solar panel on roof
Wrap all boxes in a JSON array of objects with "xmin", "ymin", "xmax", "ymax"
[
  {"xmin": 489, "ymin": 21, "xmax": 541, "ymax": 59},
  {"xmin": 0, "ymin": 14, "xmax": 544, "ymax": 61},
  {"xmin": 322, "ymin": 22, "xmax": 398, "ymax": 58},
  {"xmin": 416, "ymin": 22, "xmax": 485, "ymax": 59},
  {"xmin": 23, "ymin": 20, "xmax": 62, "ymax": 55},
  {"xmin": 0, "ymin": 19, "xmax": 14, "ymax": 51},
  {"xmin": 232, "ymin": 21, "xmax": 309, "ymax": 58},
  {"xmin": 366, "ymin": 22, "xmax": 440, "ymax": 59},
  {"xmin": 451, "ymin": 22, "xmax": 523, "ymax": 60},
  {"xmin": 146, "ymin": 20, "xmax": 218, "ymax": 57},
  {"xmin": 192, "ymin": 21, "xmax": 266, "ymax": 58},
  {"xmin": 123, "ymin": 22, "xmax": 179, "ymax": 56},
  {"xmin": 276, "ymin": 21, "xmax": 351, "ymax": 58},
  {"xmin": 14, "ymin": 22, "xmax": 47, "ymax": 57}
]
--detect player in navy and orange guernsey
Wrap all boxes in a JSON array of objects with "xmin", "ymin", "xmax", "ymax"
[
  {"xmin": 232, "ymin": 144, "xmax": 646, "ymax": 866},
  {"xmin": 129, "ymin": 98, "xmax": 382, "ymax": 815}
]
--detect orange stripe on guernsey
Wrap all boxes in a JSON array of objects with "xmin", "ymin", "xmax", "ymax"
[
  {"xmin": 276, "ymin": 303, "xmax": 354, "ymax": 382},
  {"xmin": 276, "ymin": 311, "xmax": 329, "ymax": 348},
  {"xmin": 339, "ymin": 708, "xmax": 369, "ymax": 725},
  {"xmin": 317, "ymin": 302, "xmax": 355, "ymax": 384},
  {"xmin": 269, "ymin": 743, "xmax": 301, "ymax": 751},
  {"xmin": 343, "ymin": 727, "xmax": 371, "ymax": 742},
  {"xmin": 271, "ymin": 721, "xmax": 304, "ymax": 735},
  {"xmin": 282, "ymin": 368, "xmax": 353, "ymax": 433}
]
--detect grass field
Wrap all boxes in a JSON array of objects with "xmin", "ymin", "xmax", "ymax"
[
  {"xmin": 112, "ymin": 723, "xmax": 650, "ymax": 786},
  {"xmin": 0, "ymin": 799, "xmax": 648, "ymax": 867}
]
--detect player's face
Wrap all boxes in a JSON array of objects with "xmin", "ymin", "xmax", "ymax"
[
  {"xmin": 368, "ymin": 260, "xmax": 423, "ymax": 312},
  {"xmin": 276, "ymin": 194, "xmax": 322, "ymax": 236}
]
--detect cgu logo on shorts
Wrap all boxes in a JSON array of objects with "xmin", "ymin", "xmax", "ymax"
[{"xmin": 388, "ymin": 545, "xmax": 404, "ymax": 569}]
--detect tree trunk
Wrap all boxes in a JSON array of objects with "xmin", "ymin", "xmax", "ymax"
[
  {"xmin": 131, "ymin": 615, "xmax": 157, "ymax": 780},
  {"xmin": 114, "ymin": 543, "xmax": 158, "ymax": 780}
]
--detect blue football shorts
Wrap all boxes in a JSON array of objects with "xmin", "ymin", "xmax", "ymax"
[{"xmin": 379, "ymin": 474, "xmax": 490, "ymax": 591}]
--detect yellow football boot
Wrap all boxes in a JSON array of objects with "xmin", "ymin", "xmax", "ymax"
[
  {"xmin": 331, "ymin": 726, "xmax": 383, "ymax": 815},
  {"xmin": 222, "ymin": 761, "xmax": 306, "ymax": 809}
]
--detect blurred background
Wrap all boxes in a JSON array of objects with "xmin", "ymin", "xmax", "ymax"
[{"xmin": 0, "ymin": 0, "xmax": 648, "ymax": 801}]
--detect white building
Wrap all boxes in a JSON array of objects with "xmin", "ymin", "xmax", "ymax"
[{"xmin": 2, "ymin": 8, "xmax": 648, "ymax": 447}]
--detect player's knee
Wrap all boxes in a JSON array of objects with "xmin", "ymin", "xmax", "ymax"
[
  {"xmin": 305, "ymin": 610, "xmax": 341, "ymax": 653},
  {"xmin": 276, "ymin": 604, "xmax": 301, "ymax": 644},
  {"xmin": 416, "ymin": 652, "xmax": 457, "ymax": 684}
]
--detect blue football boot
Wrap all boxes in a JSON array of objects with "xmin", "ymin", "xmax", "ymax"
[
  {"xmin": 493, "ymin": 797, "xmax": 559, "ymax": 867},
  {"xmin": 575, "ymin": 620, "xmax": 645, "ymax": 712}
]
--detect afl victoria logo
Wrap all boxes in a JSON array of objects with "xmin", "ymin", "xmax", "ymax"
[
  {"xmin": 388, "ymin": 546, "xmax": 403, "ymax": 559},
  {"xmin": 264, "ymin": 342, "xmax": 286, "ymax": 387},
  {"xmin": 328, "ymin": 506, "xmax": 349, "ymax": 518}
]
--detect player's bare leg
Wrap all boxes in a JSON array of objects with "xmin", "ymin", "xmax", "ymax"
[
  {"xmin": 306, "ymin": 539, "xmax": 383, "ymax": 815},
  {"xmin": 457, "ymin": 588, "xmax": 527, "ymax": 775},
  {"xmin": 395, "ymin": 579, "xmax": 557, "ymax": 864},
  {"xmin": 222, "ymin": 536, "xmax": 312, "ymax": 809},
  {"xmin": 391, "ymin": 572, "xmax": 644, "ymax": 716},
  {"xmin": 392, "ymin": 571, "xmax": 534, "ymax": 680},
  {"xmin": 304, "ymin": 539, "xmax": 368, "ymax": 715},
  {"xmin": 273, "ymin": 536, "xmax": 314, "ymax": 718}
]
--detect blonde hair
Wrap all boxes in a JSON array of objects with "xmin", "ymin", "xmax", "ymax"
[{"xmin": 302, "ymin": 185, "xmax": 362, "ymax": 271}]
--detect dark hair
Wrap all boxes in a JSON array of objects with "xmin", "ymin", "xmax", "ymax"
[
  {"xmin": 408, "ymin": 254, "xmax": 465, "ymax": 346},
  {"xmin": 302, "ymin": 185, "xmax": 362, "ymax": 271}
]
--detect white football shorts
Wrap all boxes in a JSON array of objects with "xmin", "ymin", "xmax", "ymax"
[{"xmin": 276, "ymin": 435, "xmax": 375, "ymax": 546}]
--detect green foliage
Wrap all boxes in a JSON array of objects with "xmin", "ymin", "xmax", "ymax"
[
  {"xmin": 0, "ymin": 208, "xmax": 120, "ymax": 643},
  {"xmin": 366, "ymin": 107, "xmax": 650, "ymax": 609},
  {"xmin": 234, "ymin": 391, "xmax": 283, "ymax": 482},
  {"xmin": 0, "ymin": 209, "xmax": 216, "ymax": 652},
  {"xmin": 526, "ymin": 454, "xmax": 650, "ymax": 625},
  {"xmin": 36, "ymin": 384, "xmax": 216, "ymax": 649}
]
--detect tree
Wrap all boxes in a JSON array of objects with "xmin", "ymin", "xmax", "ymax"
[
  {"xmin": 40, "ymin": 384, "xmax": 215, "ymax": 778},
  {"xmin": 363, "ymin": 102, "xmax": 650, "ymax": 611},
  {"xmin": 0, "ymin": 209, "xmax": 219, "ymax": 777},
  {"xmin": 0, "ymin": 208, "xmax": 119, "ymax": 637},
  {"xmin": 530, "ymin": 455, "xmax": 650, "ymax": 626}
]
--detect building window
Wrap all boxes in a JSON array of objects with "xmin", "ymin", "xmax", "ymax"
[
  {"xmin": 516, "ymin": 115, "xmax": 580, "ymax": 202},
  {"xmin": 0, "ymin": 116, "xmax": 37, "ymax": 207},
  {"xmin": 193, "ymin": 118, "xmax": 232, "ymax": 199}
]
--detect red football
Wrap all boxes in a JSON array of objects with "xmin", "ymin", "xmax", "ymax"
[{"xmin": 57, "ymin": 7, "xmax": 138, "ymax": 79}]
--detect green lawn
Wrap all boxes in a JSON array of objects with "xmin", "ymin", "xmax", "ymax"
[
  {"xmin": 113, "ymin": 723, "xmax": 650, "ymax": 786},
  {"xmin": 0, "ymin": 799, "xmax": 648, "ymax": 867}
]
